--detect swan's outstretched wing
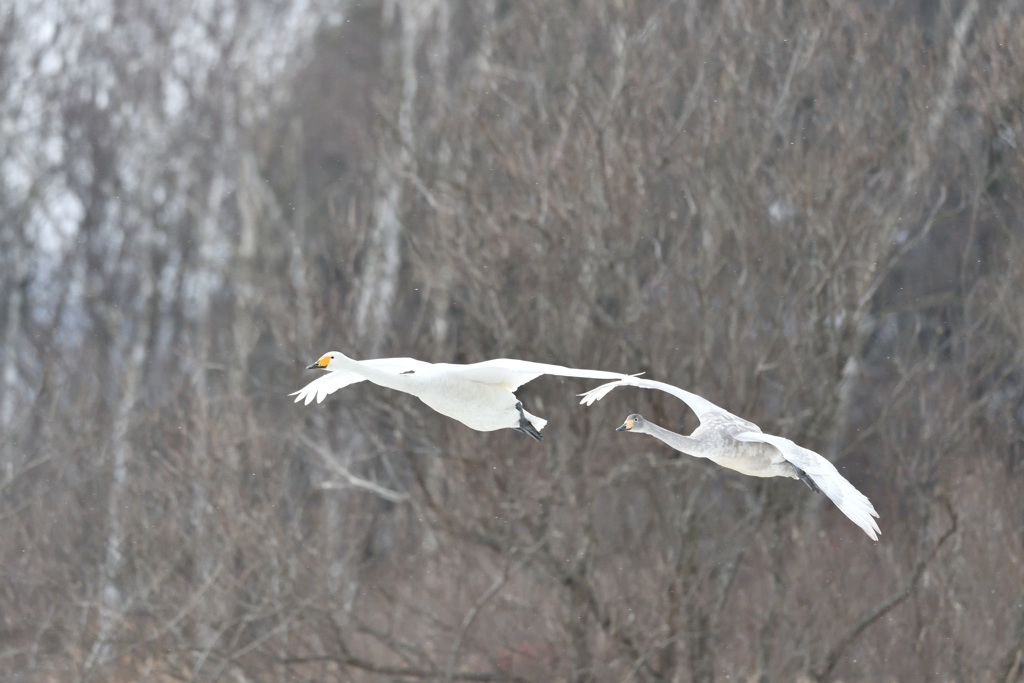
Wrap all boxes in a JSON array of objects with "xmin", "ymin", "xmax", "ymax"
[
  {"xmin": 451, "ymin": 359, "xmax": 637, "ymax": 392},
  {"xmin": 578, "ymin": 376, "xmax": 727, "ymax": 423},
  {"xmin": 733, "ymin": 431, "xmax": 880, "ymax": 540},
  {"xmin": 291, "ymin": 357, "xmax": 432, "ymax": 405}
]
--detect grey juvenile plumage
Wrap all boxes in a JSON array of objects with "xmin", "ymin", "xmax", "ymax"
[{"xmin": 581, "ymin": 377, "xmax": 880, "ymax": 540}]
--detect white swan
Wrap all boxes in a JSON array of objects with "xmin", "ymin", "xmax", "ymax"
[
  {"xmin": 293, "ymin": 351, "xmax": 636, "ymax": 440},
  {"xmin": 580, "ymin": 377, "xmax": 880, "ymax": 540}
]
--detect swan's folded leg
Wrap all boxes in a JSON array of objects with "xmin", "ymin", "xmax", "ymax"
[
  {"xmin": 796, "ymin": 468, "xmax": 822, "ymax": 493},
  {"xmin": 513, "ymin": 401, "xmax": 543, "ymax": 441}
]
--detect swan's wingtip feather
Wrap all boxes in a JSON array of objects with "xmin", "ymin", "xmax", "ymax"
[
  {"xmin": 578, "ymin": 385, "xmax": 615, "ymax": 406},
  {"xmin": 811, "ymin": 468, "xmax": 880, "ymax": 541},
  {"xmin": 839, "ymin": 494, "xmax": 881, "ymax": 540},
  {"xmin": 861, "ymin": 518, "xmax": 881, "ymax": 541}
]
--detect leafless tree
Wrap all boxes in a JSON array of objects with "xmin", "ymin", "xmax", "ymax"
[{"xmin": 2, "ymin": 0, "xmax": 1023, "ymax": 681}]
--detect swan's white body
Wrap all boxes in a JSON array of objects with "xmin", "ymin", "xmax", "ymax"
[
  {"xmin": 580, "ymin": 377, "xmax": 880, "ymax": 540},
  {"xmin": 293, "ymin": 351, "xmax": 635, "ymax": 439}
]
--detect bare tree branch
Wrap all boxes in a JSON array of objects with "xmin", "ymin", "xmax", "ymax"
[{"xmin": 813, "ymin": 498, "xmax": 959, "ymax": 682}]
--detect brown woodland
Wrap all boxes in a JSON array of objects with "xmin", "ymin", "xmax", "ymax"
[{"xmin": 1, "ymin": 1, "xmax": 1023, "ymax": 681}]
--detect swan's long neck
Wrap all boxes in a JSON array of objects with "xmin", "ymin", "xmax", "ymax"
[
  {"xmin": 330, "ymin": 352, "xmax": 416, "ymax": 392},
  {"xmin": 639, "ymin": 422, "xmax": 706, "ymax": 459}
]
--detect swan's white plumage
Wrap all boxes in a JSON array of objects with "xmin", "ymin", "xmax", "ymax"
[
  {"xmin": 292, "ymin": 351, "xmax": 636, "ymax": 438},
  {"xmin": 580, "ymin": 376, "xmax": 880, "ymax": 540},
  {"xmin": 580, "ymin": 376, "xmax": 725, "ymax": 420},
  {"xmin": 731, "ymin": 431, "xmax": 880, "ymax": 541},
  {"xmin": 292, "ymin": 357, "xmax": 434, "ymax": 405}
]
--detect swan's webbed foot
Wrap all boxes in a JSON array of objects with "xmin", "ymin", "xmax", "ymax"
[
  {"xmin": 513, "ymin": 401, "xmax": 543, "ymax": 441},
  {"xmin": 796, "ymin": 468, "xmax": 821, "ymax": 493}
]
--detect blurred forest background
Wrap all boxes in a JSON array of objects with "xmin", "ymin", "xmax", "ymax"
[{"xmin": 1, "ymin": 0, "xmax": 1023, "ymax": 680}]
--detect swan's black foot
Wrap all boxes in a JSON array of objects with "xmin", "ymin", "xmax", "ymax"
[
  {"xmin": 796, "ymin": 468, "xmax": 821, "ymax": 493},
  {"xmin": 513, "ymin": 401, "xmax": 543, "ymax": 441}
]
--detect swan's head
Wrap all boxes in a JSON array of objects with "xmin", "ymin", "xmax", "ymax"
[
  {"xmin": 616, "ymin": 414, "xmax": 647, "ymax": 433},
  {"xmin": 306, "ymin": 351, "xmax": 341, "ymax": 370}
]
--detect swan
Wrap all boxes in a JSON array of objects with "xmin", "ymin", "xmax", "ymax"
[
  {"xmin": 292, "ymin": 351, "xmax": 637, "ymax": 440},
  {"xmin": 579, "ymin": 377, "xmax": 880, "ymax": 540}
]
